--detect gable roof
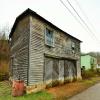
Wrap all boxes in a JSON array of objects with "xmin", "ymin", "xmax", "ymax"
[{"xmin": 9, "ymin": 8, "xmax": 82, "ymax": 42}]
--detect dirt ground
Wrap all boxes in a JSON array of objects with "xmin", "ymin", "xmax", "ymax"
[{"xmin": 47, "ymin": 78, "xmax": 100, "ymax": 99}]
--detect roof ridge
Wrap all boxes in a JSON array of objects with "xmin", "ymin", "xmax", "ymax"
[{"xmin": 9, "ymin": 8, "xmax": 82, "ymax": 42}]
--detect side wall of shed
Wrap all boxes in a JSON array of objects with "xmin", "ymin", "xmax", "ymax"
[
  {"xmin": 28, "ymin": 16, "xmax": 45, "ymax": 85},
  {"xmin": 10, "ymin": 16, "xmax": 30, "ymax": 85}
]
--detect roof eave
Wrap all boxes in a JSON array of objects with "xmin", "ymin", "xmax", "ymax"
[{"xmin": 9, "ymin": 8, "xmax": 82, "ymax": 42}]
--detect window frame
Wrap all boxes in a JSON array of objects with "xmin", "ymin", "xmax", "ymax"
[
  {"xmin": 45, "ymin": 28, "xmax": 54, "ymax": 47},
  {"xmin": 71, "ymin": 41, "xmax": 76, "ymax": 53},
  {"xmin": 71, "ymin": 42, "xmax": 75, "ymax": 49}
]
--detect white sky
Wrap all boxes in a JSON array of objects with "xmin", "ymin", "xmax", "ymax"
[{"xmin": 0, "ymin": 0, "xmax": 100, "ymax": 53}]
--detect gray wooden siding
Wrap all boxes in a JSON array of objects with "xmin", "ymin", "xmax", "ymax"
[
  {"xmin": 10, "ymin": 13, "xmax": 81, "ymax": 86},
  {"xmin": 44, "ymin": 28, "xmax": 80, "ymax": 60},
  {"xmin": 28, "ymin": 17, "xmax": 44, "ymax": 85},
  {"xmin": 10, "ymin": 16, "xmax": 30, "ymax": 84},
  {"xmin": 28, "ymin": 16, "xmax": 81, "ymax": 85},
  {"xmin": 29, "ymin": 15, "xmax": 80, "ymax": 61}
]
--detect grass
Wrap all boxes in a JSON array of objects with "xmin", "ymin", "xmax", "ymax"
[
  {"xmin": 0, "ymin": 81, "xmax": 53, "ymax": 100},
  {"xmin": 0, "ymin": 76, "xmax": 100, "ymax": 100},
  {"xmin": 0, "ymin": 91, "xmax": 53, "ymax": 100}
]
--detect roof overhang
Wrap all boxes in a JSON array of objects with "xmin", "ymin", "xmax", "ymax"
[{"xmin": 9, "ymin": 8, "xmax": 82, "ymax": 42}]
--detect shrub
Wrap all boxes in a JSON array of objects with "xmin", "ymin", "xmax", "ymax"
[
  {"xmin": 46, "ymin": 82, "xmax": 52, "ymax": 88},
  {"xmin": 81, "ymin": 70, "xmax": 95, "ymax": 79},
  {"xmin": 96, "ymin": 68, "xmax": 100, "ymax": 73},
  {"xmin": 0, "ymin": 72, "xmax": 9, "ymax": 81},
  {"xmin": 52, "ymin": 80, "xmax": 59, "ymax": 87}
]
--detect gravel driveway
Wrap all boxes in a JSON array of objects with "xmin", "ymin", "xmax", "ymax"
[{"xmin": 68, "ymin": 83, "xmax": 100, "ymax": 100}]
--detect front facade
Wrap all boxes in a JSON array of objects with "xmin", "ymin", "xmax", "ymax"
[
  {"xmin": 81, "ymin": 54, "xmax": 97, "ymax": 70},
  {"xmin": 9, "ymin": 9, "xmax": 81, "ymax": 93}
]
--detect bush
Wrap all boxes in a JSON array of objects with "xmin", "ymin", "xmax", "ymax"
[
  {"xmin": 0, "ymin": 72, "xmax": 9, "ymax": 81},
  {"xmin": 81, "ymin": 68, "xmax": 100, "ymax": 79},
  {"xmin": 46, "ymin": 82, "xmax": 52, "ymax": 88},
  {"xmin": 96, "ymin": 68, "xmax": 100, "ymax": 73},
  {"xmin": 52, "ymin": 80, "xmax": 59, "ymax": 87},
  {"xmin": 81, "ymin": 70, "xmax": 96, "ymax": 79}
]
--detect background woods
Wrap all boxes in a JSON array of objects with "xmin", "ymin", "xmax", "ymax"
[{"xmin": 0, "ymin": 26, "xmax": 10, "ymax": 81}]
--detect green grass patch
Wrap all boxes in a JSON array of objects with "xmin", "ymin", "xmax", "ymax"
[
  {"xmin": 0, "ymin": 91, "xmax": 53, "ymax": 100},
  {"xmin": 0, "ymin": 81, "xmax": 53, "ymax": 100}
]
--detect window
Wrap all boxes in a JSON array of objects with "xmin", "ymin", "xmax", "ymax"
[
  {"xmin": 71, "ymin": 42, "xmax": 75, "ymax": 53},
  {"xmin": 72, "ymin": 42, "xmax": 75, "ymax": 49},
  {"xmin": 45, "ymin": 28, "xmax": 54, "ymax": 47}
]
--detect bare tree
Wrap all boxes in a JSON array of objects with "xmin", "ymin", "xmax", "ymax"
[{"xmin": 0, "ymin": 24, "xmax": 11, "ymax": 40}]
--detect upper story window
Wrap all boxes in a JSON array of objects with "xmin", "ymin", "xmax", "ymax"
[
  {"xmin": 71, "ymin": 42, "xmax": 75, "ymax": 50},
  {"xmin": 45, "ymin": 28, "xmax": 54, "ymax": 47},
  {"xmin": 71, "ymin": 41, "xmax": 76, "ymax": 53}
]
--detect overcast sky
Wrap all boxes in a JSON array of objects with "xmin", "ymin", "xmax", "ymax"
[{"xmin": 0, "ymin": 0, "xmax": 100, "ymax": 53}]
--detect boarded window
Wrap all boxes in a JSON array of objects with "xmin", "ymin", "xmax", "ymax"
[
  {"xmin": 64, "ymin": 60, "xmax": 76, "ymax": 81},
  {"xmin": 52, "ymin": 59, "xmax": 59, "ymax": 80},
  {"xmin": 64, "ymin": 60, "xmax": 69, "ymax": 79},
  {"xmin": 44, "ymin": 58, "xmax": 59, "ymax": 83},
  {"xmin": 44, "ymin": 57, "xmax": 53, "ymax": 81},
  {"xmin": 59, "ymin": 60, "xmax": 64, "ymax": 82}
]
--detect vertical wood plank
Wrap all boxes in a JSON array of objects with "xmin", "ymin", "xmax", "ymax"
[
  {"xmin": 59, "ymin": 60, "xmax": 64, "ymax": 83},
  {"xmin": 44, "ymin": 57, "xmax": 53, "ymax": 85}
]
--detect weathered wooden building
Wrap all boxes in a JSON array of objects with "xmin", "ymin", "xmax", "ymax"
[{"xmin": 9, "ymin": 8, "xmax": 82, "ymax": 93}]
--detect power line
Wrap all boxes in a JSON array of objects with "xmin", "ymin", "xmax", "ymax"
[
  {"xmin": 66, "ymin": 0, "xmax": 96, "ymax": 36},
  {"xmin": 74, "ymin": 0, "xmax": 100, "ymax": 41},
  {"xmin": 75, "ymin": 0, "xmax": 94, "ymax": 29},
  {"xmin": 60, "ymin": 0, "xmax": 100, "ymax": 44},
  {"xmin": 75, "ymin": 0, "xmax": 91, "ymax": 25},
  {"xmin": 59, "ymin": 0, "xmax": 90, "ymax": 34}
]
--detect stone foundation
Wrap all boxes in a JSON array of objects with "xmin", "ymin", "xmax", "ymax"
[
  {"xmin": 26, "ymin": 77, "xmax": 82, "ymax": 94},
  {"xmin": 77, "ymin": 76, "xmax": 82, "ymax": 81},
  {"xmin": 26, "ymin": 83, "xmax": 46, "ymax": 94}
]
